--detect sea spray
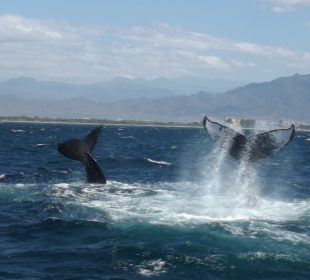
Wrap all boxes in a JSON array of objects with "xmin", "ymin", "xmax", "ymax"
[
  {"xmin": 228, "ymin": 160, "xmax": 259, "ymax": 207},
  {"xmin": 201, "ymin": 138, "xmax": 230, "ymax": 194},
  {"xmin": 199, "ymin": 136, "xmax": 261, "ymax": 218}
]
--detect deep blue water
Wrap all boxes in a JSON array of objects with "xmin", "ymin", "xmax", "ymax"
[{"xmin": 0, "ymin": 122, "xmax": 309, "ymax": 280}]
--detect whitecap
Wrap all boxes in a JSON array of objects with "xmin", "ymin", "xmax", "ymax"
[
  {"xmin": 146, "ymin": 158, "xmax": 172, "ymax": 166},
  {"xmin": 52, "ymin": 183, "xmax": 71, "ymax": 188},
  {"xmin": 33, "ymin": 143, "xmax": 48, "ymax": 147},
  {"xmin": 121, "ymin": 136, "xmax": 135, "ymax": 139},
  {"xmin": 53, "ymin": 170, "xmax": 68, "ymax": 174},
  {"xmin": 137, "ymin": 259, "xmax": 166, "ymax": 277},
  {"xmin": 11, "ymin": 129, "xmax": 26, "ymax": 133},
  {"xmin": 266, "ymin": 162, "xmax": 280, "ymax": 166},
  {"xmin": 238, "ymin": 252, "xmax": 298, "ymax": 263},
  {"xmin": 0, "ymin": 174, "xmax": 6, "ymax": 179}
]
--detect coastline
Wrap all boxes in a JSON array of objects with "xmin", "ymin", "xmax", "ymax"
[
  {"xmin": 1, "ymin": 116, "xmax": 309, "ymax": 131},
  {"xmin": 0, "ymin": 116, "xmax": 201, "ymax": 128}
]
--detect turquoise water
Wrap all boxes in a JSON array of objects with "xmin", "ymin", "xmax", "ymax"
[{"xmin": 0, "ymin": 123, "xmax": 309, "ymax": 279}]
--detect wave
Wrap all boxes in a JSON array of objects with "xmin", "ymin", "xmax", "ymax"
[
  {"xmin": 33, "ymin": 143, "xmax": 49, "ymax": 147},
  {"xmin": 137, "ymin": 259, "xmax": 166, "ymax": 277},
  {"xmin": 146, "ymin": 158, "xmax": 172, "ymax": 166},
  {"xmin": 2, "ymin": 179, "xmax": 309, "ymax": 222},
  {"xmin": 10, "ymin": 129, "xmax": 26, "ymax": 133},
  {"xmin": 120, "ymin": 136, "xmax": 135, "ymax": 139},
  {"xmin": 0, "ymin": 179, "xmax": 309, "ymax": 247}
]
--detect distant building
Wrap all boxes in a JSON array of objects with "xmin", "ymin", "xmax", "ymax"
[
  {"xmin": 240, "ymin": 118, "xmax": 256, "ymax": 128},
  {"xmin": 225, "ymin": 117, "xmax": 256, "ymax": 128},
  {"xmin": 225, "ymin": 117, "xmax": 310, "ymax": 130},
  {"xmin": 225, "ymin": 117, "xmax": 240, "ymax": 125},
  {"xmin": 298, "ymin": 124, "xmax": 310, "ymax": 130},
  {"xmin": 279, "ymin": 120, "xmax": 296, "ymax": 127}
]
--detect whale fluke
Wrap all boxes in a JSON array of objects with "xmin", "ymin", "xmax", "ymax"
[
  {"xmin": 203, "ymin": 115, "xmax": 295, "ymax": 162},
  {"xmin": 57, "ymin": 126, "xmax": 106, "ymax": 184}
]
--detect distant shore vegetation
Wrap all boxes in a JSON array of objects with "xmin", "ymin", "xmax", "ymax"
[
  {"xmin": 0, "ymin": 115, "xmax": 309, "ymax": 130},
  {"xmin": 0, "ymin": 115, "xmax": 201, "ymax": 128}
]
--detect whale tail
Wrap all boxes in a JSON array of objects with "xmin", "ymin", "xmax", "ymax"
[
  {"xmin": 246, "ymin": 124, "xmax": 295, "ymax": 161},
  {"xmin": 57, "ymin": 126, "xmax": 106, "ymax": 184},
  {"xmin": 203, "ymin": 115, "xmax": 295, "ymax": 162}
]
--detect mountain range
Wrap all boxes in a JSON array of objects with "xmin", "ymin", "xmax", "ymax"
[
  {"xmin": 0, "ymin": 76, "xmax": 245, "ymax": 102},
  {"xmin": 0, "ymin": 74, "xmax": 309, "ymax": 122}
]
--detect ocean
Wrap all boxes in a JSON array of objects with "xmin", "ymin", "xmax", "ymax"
[{"xmin": 0, "ymin": 122, "xmax": 309, "ymax": 279}]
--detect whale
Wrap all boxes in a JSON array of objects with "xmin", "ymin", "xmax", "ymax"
[
  {"xmin": 57, "ymin": 126, "xmax": 106, "ymax": 184},
  {"xmin": 203, "ymin": 115, "xmax": 295, "ymax": 162}
]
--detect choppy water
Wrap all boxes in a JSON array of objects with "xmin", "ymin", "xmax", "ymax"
[{"xmin": 0, "ymin": 122, "xmax": 309, "ymax": 279}]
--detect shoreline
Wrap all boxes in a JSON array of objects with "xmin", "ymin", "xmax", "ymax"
[
  {"xmin": 1, "ymin": 116, "xmax": 309, "ymax": 131},
  {"xmin": 0, "ymin": 117, "xmax": 202, "ymax": 129}
]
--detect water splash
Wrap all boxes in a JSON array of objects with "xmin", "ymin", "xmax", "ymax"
[{"xmin": 201, "ymin": 137, "xmax": 260, "ymax": 209}]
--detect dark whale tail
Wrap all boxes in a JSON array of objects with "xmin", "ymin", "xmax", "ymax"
[
  {"xmin": 57, "ymin": 126, "xmax": 106, "ymax": 184},
  {"xmin": 203, "ymin": 115, "xmax": 295, "ymax": 162}
]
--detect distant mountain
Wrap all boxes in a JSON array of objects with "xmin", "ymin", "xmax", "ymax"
[
  {"xmin": 218, "ymin": 73, "xmax": 310, "ymax": 121},
  {"xmin": 108, "ymin": 76, "xmax": 245, "ymax": 94},
  {"xmin": 0, "ymin": 74, "xmax": 309, "ymax": 122},
  {"xmin": 0, "ymin": 77, "xmax": 87, "ymax": 100},
  {"xmin": 0, "ymin": 76, "xmax": 246, "ymax": 102},
  {"xmin": 86, "ymin": 77, "xmax": 175, "ymax": 102}
]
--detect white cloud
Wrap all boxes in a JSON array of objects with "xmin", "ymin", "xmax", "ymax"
[
  {"xmin": 261, "ymin": 0, "xmax": 310, "ymax": 12},
  {"xmin": 0, "ymin": 14, "xmax": 309, "ymax": 82},
  {"xmin": 197, "ymin": 56, "xmax": 231, "ymax": 69}
]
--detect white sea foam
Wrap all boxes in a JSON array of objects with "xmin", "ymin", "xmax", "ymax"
[
  {"xmin": 146, "ymin": 158, "xmax": 172, "ymax": 166},
  {"xmin": 137, "ymin": 259, "xmax": 166, "ymax": 277},
  {"xmin": 46, "ymin": 180, "xmax": 309, "ymax": 227},
  {"xmin": 0, "ymin": 174, "xmax": 6, "ymax": 179},
  {"xmin": 11, "ymin": 129, "xmax": 26, "ymax": 133},
  {"xmin": 33, "ymin": 143, "xmax": 48, "ymax": 147},
  {"xmin": 238, "ymin": 252, "xmax": 294, "ymax": 261},
  {"xmin": 2, "ymin": 176, "xmax": 309, "ymax": 245}
]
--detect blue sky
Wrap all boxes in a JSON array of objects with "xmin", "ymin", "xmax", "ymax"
[{"xmin": 0, "ymin": 0, "xmax": 310, "ymax": 83}]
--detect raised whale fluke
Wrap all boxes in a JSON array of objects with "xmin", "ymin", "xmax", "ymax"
[
  {"xmin": 57, "ymin": 126, "xmax": 106, "ymax": 184},
  {"xmin": 203, "ymin": 115, "xmax": 295, "ymax": 162}
]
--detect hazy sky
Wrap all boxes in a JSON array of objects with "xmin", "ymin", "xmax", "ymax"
[{"xmin": 0, "ymin": 0, "xmax": 310, "ymax": 83}]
